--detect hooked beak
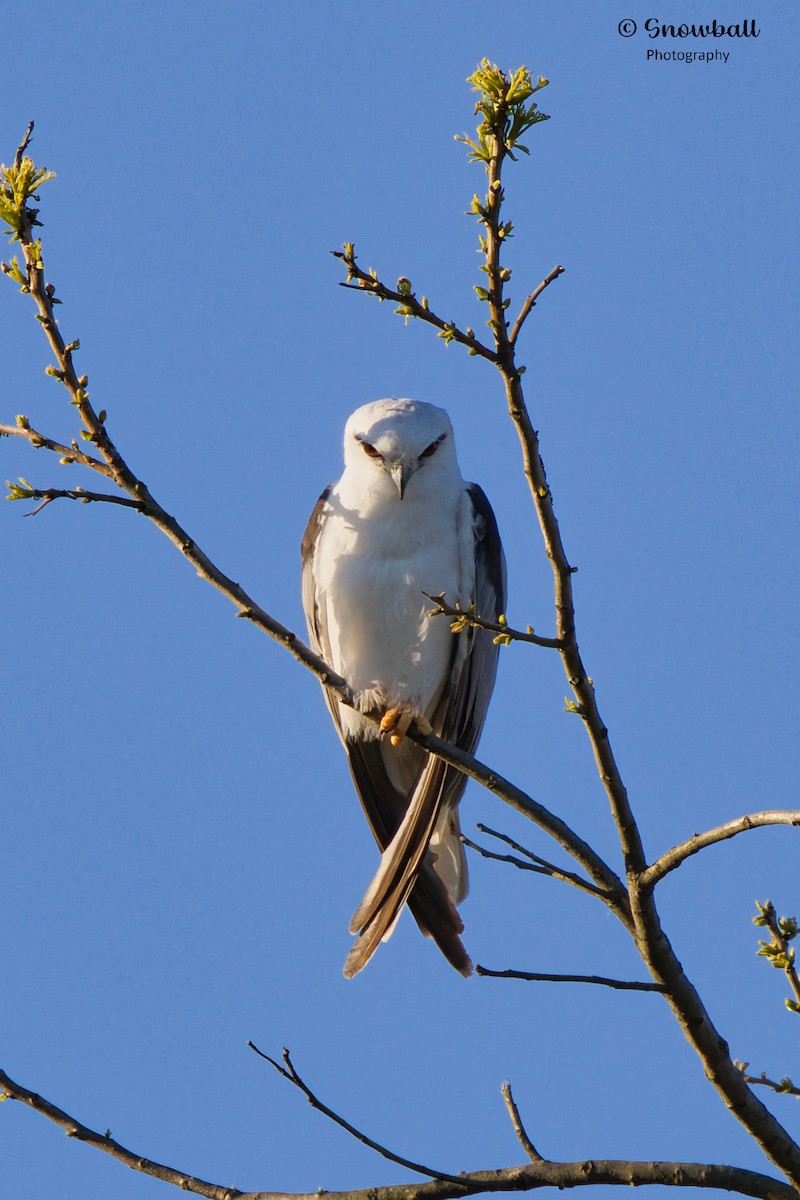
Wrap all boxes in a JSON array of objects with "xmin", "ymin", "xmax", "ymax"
[{"xmin": 389, "ymin": 461, "xmax": 412, "ymax": 499}]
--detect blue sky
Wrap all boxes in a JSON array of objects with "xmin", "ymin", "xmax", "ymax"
[{"xmin": 2, "ymin": 2, "xmax": 798, "ymax": 1197}]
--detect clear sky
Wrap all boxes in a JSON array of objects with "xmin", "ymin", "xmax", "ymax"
[{"xmin": 2, "ymin": 3, "xmax": 798, "ymax": 1198}]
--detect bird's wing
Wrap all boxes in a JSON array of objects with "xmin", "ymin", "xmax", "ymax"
[
  {"xmin": 301, "ymin": 486, "xmax": 346, "ymax": 739},
  {"xmin": 344, "ymin": 483, "xmax": 505, "ymax": 978}
]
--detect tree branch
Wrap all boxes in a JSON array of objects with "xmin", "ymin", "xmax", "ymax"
[
  {"xmin": 508, "ymin": 265, "xmax": 565, "ymax": 346},
  {"xmin": 500, "ymin": 1082, "xmax": 543, "ymax": 1163},
  {"xmin": 248, "ymin": 1045, "xmax": 472, "ymax": 1185},
  {"xmin": 332, "ymin": 246, "xmax": 499, "ymax": 364},
  {"xmin": 2, "ymin": 1066, "xmax": 795, "ymax": 1200},
  {"xmin": 0, "ymin": 419, "xmax": 111, "ymax": 474},
  {"xmin": 463, "ymin": 823, "xmax": 611, "ymax": 902},
  {"xmin": 447, "ymin": 67, "xmax": 800, "ymax": 1189},
  {"xmin": 476, "ymin": 967, "xmax": 666, "ymax": 992},
  {"xmin": 13, "ymin": 121, "xmax": 34, "ymax": 170},
  {"xmin": 1, "ymin": 168, "xmax": 629, "ymax": 920},
  {"xmin": 735, "ymin": 1065, "xmax": 800, "ymax": 1101},
  {"xmin": 0, "ymin": 1066, "xmax": 242, "ymax": 1200},
  {"xmin": 643, "ymin": 813, "xmax": 800, "ymax": 888},
  {"xmin": 10, "ymin": 483, "xmax": 146, "ymax": 516},
  {"xmin": 423, "ymin": 592, "xmax": 561, "ymax": 649},
  {"xmin": 754, "ymin": 902, "xmax": 800, "ymax": 1011}
]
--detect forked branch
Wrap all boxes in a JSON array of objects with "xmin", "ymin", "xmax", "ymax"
[{"xmin": 1, "ymin": 1066, "xmax": 795, "ymax": 1200}]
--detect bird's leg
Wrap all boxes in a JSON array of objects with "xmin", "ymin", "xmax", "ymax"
[{"xmin": 380, "ymin": 705, "xmax": 433, "ymax": 747}]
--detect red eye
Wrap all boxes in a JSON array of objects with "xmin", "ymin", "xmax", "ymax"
[
  {"xmin": 420, "ymin": 436, "xmax": 444, "ymax": 459},
  {"xmin": 360, "ymin": 441, "xmax": 382, "ymax": 459}
]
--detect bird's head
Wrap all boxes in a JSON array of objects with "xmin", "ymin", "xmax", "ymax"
[{"xmin": 343, "ymin": 398, "xmax": 459, "ymax": 500}]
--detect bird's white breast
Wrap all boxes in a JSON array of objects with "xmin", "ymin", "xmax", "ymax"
[{"xmin": 315, "ymin": 481, "xmax": 474, "ymax": 737}]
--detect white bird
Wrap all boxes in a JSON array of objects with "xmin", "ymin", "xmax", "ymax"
[{"xmin": 302, "ymin": 399, "xmax": 505, "ymax": 978}]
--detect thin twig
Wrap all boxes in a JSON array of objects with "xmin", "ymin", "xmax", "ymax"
[
  {"xmin": 423, "ymin": 592, "xmax": 561, "ymax": 649},
  {"xmin": 754, "ymin": 902, "xmax": 800, "ymax": 1009},
  {"xmin": 332, "ymin": 247, "xmax": 498, "ymax": 364},
  {"xmin": 501, "ymin": 1082, "xmax": 543, "ymax": 1162},
  {"xmin": 18, "ymin": 486, "xmax": 146, "ymax": 516},
  {"xmin": 0, "ymin": 420, "xmax": 111, "ymax": 475},
  {"xmin": 476, "ymin": 966, "xmax": 666, "ymax": 993},
  {"xmin": 735, "ymin": 1065, "xmax": 800, "ymax": 1101},
  {"xmin": 508, "ymin": 265, "xmax": 565, "ymax": 346},
  {"xmin": 474, "ymin": 823, "xmax": 611, "ymax": 899},
  {"xmin": 247, "ymin": 1044, "xmax": 476, "ymax": 1186},
  {"xmin": 13, "ymin": 121, "xmax": 34, "ymax": 170},
  {"xmin": 643, "ymin": 813, "xmax": 800, "ymax": 888},
  {"xmin": 462, "ymin": 831, "xmax": 609, "ymax": 903},
  {"xmin": 462, "ymin": 834, "xmax": 554, "ymax": 875}
]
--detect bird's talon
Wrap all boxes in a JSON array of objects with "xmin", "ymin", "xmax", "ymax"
[
  {"xmin": 381, "ymin": 707, "xmax": 432, "ymax": 744},
  {"xmin": 381, "ymin": 707, "xmax": 413, "ymax": 740}
]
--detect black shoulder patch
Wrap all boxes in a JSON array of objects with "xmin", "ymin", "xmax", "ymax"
[
  {"xmin": 300, "ymin": 485, "xmax": 332, "ymax": 563},
  {"xmin": 467, "ymin": 482, "xmax": 506, "ymax": 614}
]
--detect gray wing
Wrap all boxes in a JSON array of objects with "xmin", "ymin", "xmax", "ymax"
[
  {"xmin": 344, "ymin": 483, "xmax": 506, "ymax": 977},
  {"xmin": 301, "ymin": 486, "xmax": 347, "ymax": 739}
]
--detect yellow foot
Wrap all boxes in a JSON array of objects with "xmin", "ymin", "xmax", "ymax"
[{"xmin": 380, "ymin": 706, "xmax": 433, "ymax": 746}]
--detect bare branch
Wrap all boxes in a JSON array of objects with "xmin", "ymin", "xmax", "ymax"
[
  {"xmin": 508, "ymin": 265, "xmax": 565, "ymax": 346},
  {"xmin": 0, "ymin": 1066, "xmax": 242, "ymax": 1199},
  {"xmin": 462, "ymin": 825, "xmax": 611, "ymax": 902},
  {"xmin": 643, "ymin": 813, "xmax": 800, "ymax": 888},
  {"xmin": 476, "ymin": 966, "xmax": 666, "ymax": 993},
  {"xmin": 411, "ymin": 727, "xmax": 629, "ymax": 916},
  {"xmin": 13, "ymin": 121, "xmax": 34, "ymax": 170},
  {"xmin": 1, "ymin": 1066, "xmax": 796, "ymax": 1200},
  {"xmin": 248, "ymin": 1044, "xmax": 470, "ymax": 1185},
  {"xmin": 500, "ymin": 1082, "xmax": 543, "ymax": 1162}
]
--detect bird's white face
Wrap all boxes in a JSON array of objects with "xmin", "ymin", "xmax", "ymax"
[{"xmin": 342, "ymin": 398, "xmax": 459, "ymax": 500}]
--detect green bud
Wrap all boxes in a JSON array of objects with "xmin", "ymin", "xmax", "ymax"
[{"xmin": 15, "ymin": 414, "xmax": 30, "ymax": 429}]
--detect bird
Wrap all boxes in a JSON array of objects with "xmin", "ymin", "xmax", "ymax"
[{"xmin": 301, "ymin": 398, "xmax": 505, "ymax": 978}]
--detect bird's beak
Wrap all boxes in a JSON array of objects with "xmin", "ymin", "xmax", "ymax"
[{"xmin": 389, "ymin": 462, "xmax": 411, "ymax": 499}]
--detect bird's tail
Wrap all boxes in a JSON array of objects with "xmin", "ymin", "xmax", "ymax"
[{"xmin": 343, "ymin": 757, "xmax": 472, "ymax": 979}]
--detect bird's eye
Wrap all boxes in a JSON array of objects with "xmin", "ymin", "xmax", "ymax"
[
  {"xmin": 419, "ymin": 436, "xmax": 444, "ymax": 460},
  {"xmin": 360, "ymin": 441, "xmax": 382, "ymax": 459}
]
